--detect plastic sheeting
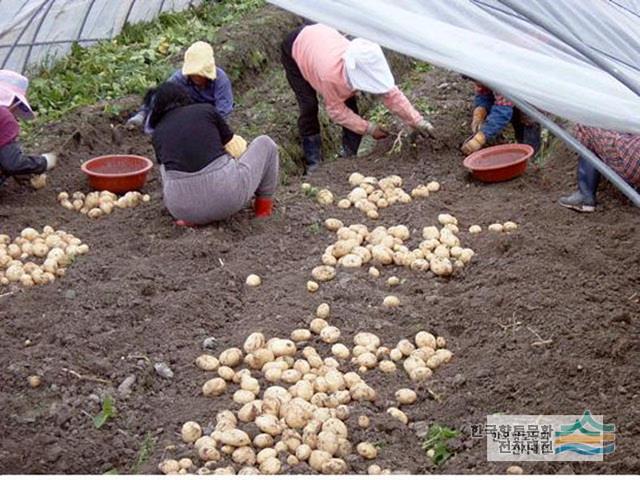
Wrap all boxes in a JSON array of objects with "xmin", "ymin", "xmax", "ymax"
[
  {"xmin": 0, "ymin": 0, "xmax": 204, "ymax": 73},
  {"xmin": 268, "ymin": 0, "xmax": 640, "ymax": 134}
]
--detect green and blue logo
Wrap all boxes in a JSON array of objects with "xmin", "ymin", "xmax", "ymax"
[{"xmin": 554, "ymin": 411, "xmax": 615, "ymax": 456}]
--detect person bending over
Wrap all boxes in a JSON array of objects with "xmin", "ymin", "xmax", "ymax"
[
  {"xmin": 148, "ymin": 82, "xmax": 279, "ymax": 225},
  {"xmin": 281, "ymin": 23, "xmax": 434, "ymax": 174},
  {"xmin": 128, "ymin": 41, "xmax": 233, "ymax": 133},
  {"xmin": 0, "ymin": 69, "xmax": 56, "ymax": 189},
  {"xmin": 559, "ymin": 125, "xmax": 640, "ymax": 212}
]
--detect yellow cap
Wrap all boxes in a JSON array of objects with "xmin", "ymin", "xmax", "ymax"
[{"xmin": 182, "ymin": 41, "xmax": 217, "ymax": 80}]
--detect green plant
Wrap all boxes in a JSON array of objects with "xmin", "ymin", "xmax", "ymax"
[
  {"xmin": 422, "ymin": 423, "xmax": 460, "ymax": 466},
  {"xmin": 131, "ymin": 433, "xmax": 156, "ymax": 473},
  {"xmin": 308, "ymin": 222, "xmax": 321, "ymax": 235},
  {"xmin": 412, "ymin": 61, "xmax": 433, "ymax": 73},
  {"xmin": 22, "ymin": 0, "xmax": 266, "ymax": 140},
  {"xmin": 93, "ymin": 395, "xmax": 115, "ymax": 429}
]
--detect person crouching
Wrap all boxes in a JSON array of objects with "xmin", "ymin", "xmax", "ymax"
[{"xmin": 148, "ymin": 82, "xmax": 279, "ymax": 225}]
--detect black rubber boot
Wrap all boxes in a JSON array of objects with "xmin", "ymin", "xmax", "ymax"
[
  {"xmin": 302, "ymin": 134, "xmax": 322, "ymax": 175},
  {"xmin": 522, "ymin": 124, "xmax": 542, "ymax": 154},
  {"xmin": 559, "ymin": 156, "xmax": 600, "ymax": 212},
  {"xmin": 340, "ymin": 128, "xmax": 362, "ymax": 158}
]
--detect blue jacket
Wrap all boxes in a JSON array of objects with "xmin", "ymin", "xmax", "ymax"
[
  {"xmin": 143, "ymin": 67, "xmax": 234, "ymax": 133},
  {"xmin": 474, "ymin": 84, "xmax": 513, "ymax": 140}
]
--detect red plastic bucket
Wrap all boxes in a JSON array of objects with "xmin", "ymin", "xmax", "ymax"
[
  {"xmin": 463, "ymin": 144, "xmax": 534, "ymax": 182},
  {"xmin": 81, "ymin": 155, "xmax": 153, "ymax": 193}
]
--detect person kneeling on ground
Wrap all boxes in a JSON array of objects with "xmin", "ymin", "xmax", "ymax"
[
  {"xmin": 0, "ymin": 69, "xmax": 56, "ymax": 188},
  {"xmin": 148, "ymin": 82, "xmax": 279, "ymax": 225},
  {"xmin": 559, "ymin": 124, "xmax": 640, "ymax": 212},
  {"xmin": 461, "ymin": 82, "xmax": 540, "ymax": 155},
  {"xmin": 127, "ymin": 41, "xmax": 234, "ymax": 133},
  {"xmin": 281, "ymin": 23, "xmax": 434, "ymax": 174}
]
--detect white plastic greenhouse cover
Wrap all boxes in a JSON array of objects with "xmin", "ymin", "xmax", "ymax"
[
  {"xmin": 268, "ymin": 0, "xmax": 640, "ymax": 134},
  {"xmin": 0, "ymin": 0, "xmax": 205, "ymax": 73}
]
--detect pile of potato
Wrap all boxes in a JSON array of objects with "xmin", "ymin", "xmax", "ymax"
[
  {"xmin": 307, "ymin": 172, "xmax": 440, "ymax": 218},
  {"xmin": 469, "ymin": 221, "xmax": 519, "ymax": 234},
  {"xmin": 57, "ymin": 190, "xmax": 150, "ymax": 219},
  {"xmin": 311, "ymin": 214, "xmax": 474, "ymax": 281},
  {"xmin": 0, "ymin": 226, "xmax": 89, "ymax": 287},
  {"xmin": 158, "ymin": 304, "xmax": 453, "ymax": 475}
]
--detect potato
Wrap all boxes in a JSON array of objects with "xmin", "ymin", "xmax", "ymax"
[
  {"xmin": 181, "ymin": 421, "xmax": 202, "ymax": 443},
  {"xmin": 232, "ymin": 446, "xmax": 256, "ymax": 465},
  {"xmin": 20, "ymin": 228, "xmax": 39, "ymax": 241},
  {"xmin": 238, "ymin": 401, "xmax": 262, "ymax": 423},
  {"xmin": 368, "ymin": 464, "xmax": 382, "ymax": 475},
  {"xmin": 357, "ymin": 442, "xmax": 378, "ymax": 459},
  {"xmin": 281, "ymin": 369, "xmax": 302, "ymax": 384},
  {"xmin": 5, "ymin": 264, "xmax": 24, "ymax": 282},
  {"xmin": 337, "ymin": 199, "xmax": 352, "ymax": 209},
  {"xmin": 383, "ymin": 295, "xmax": 400, "ymax": 308},
  {"xmin": 320, "ymin": 326, "xmax": 341, "ymax": 344},
  {"xmin": 436, "ymin": 336, "xmax": 447, "ymax": 348},
  {"xmin": 306, "ymin": 281, "xmax": 319, "ymax": 293},
  {"xmin": 219, "ymin": 348, "xmax": 243, "ymax": 367},
  {"xmin": 245, "ymin": 274, "xmax": 261, "ymax": 287},
  {"xmin": 387, "ymin": 407, "xmax": 409, "ymax": 424},
  {"xmin": 357, "ymin": 352, "xmax": 377, "ymax": 368},
  {"xmin": 438, "ymin": 213, "xmax": 457, "ymax": 226},
  {"xmin": 348, "ymin": 187, "xmax": 368, "ymax": 203},
  {"xmin": 459, "ymin": 248, "xmax": 475, "ymax": 264},
  {"xmin": 322, "ymin": 417, "xmax": 348, "ymax": 438},
  {"xmin": 469, "ymin": 224, "xmax": 482, "ymax": 234},
  {"xmin": 388, "ymin": 225, "xmax": 410, "ymax": 240},
  {"xmin": 202, "ymin": 378, "xmax": 226, "ymax": 397},
  {"xmin": 430, "ymin": 257, "xmax": 453, "ymax": 276},
  {"xmin": 330, "ymin": 343, "xmax": 350, "ymax": 360},
  {"xmin": 324, "ymin": 218, "xmax": 343, "ymax": 231},
  {"xmin": 415, "ymin": 331, "xmax": 436, "ymax": 349},
  {"xmin": 422, "ymin": 226, "xmax": 440, "ymax": 240},
  {"xmin": 350, "ymin": 383, "xmax": 376, "ymax": 402},
  {"xmin": 253, "ymin": 434, "xmax": 274, "ymax": 449},
  {"xmin": 233, "ymin": 389, "xmax": 256, "ymax": 405},
  {"xmin": 287, "ymin": 329, "xmax": 310, "ymax": 343},
  {"xmin": 409, "ymin": 366, "xmax": 433, "ymax": 382},
  {"xmin": 238, "ymin": 333, "xmax": 264, "ymax": 355},
  {"xmin": 315, "ymin": 302, "xmax": 330, "ymax": 319},
  {"xmin": 506, "ymin": 465, "xmax": 524, "ymax": 475},
  {"xmin": 339, "ymin": 253, "xmax": 363, "ymax": 268},
  {"xmin": 386, "ymin": 276, "xmax": 400, "ymax": 287},
  {"xmin": 488, "ymin": 223, "xmax": 504, "ymax": 232},
  {"xmin": 349, "ymin": 172, "xmax": 366, "ymax": 186},
  {"xmin": 311, "ymin": 265, "xmax": 336, "ymax": 282},
  {"xmin": 322, "ymin": 458, "xmax": 348, "ymax": 474},
  {"xmin": 316, "ymin": 189, "xmax": 334, "ymax": 206},
  {"xmin": 256, "ymin": 447, "xmax": 277, "ymax": 464},
  {"xmin": 255, "ymin": 414, "xmax": 282, "ymax": 436},
  {"xmin": 395, "ymin": 388, "xmax": 417, "ymax": 405},
  {"xmin": 219, "ymin": 429, "xmax": 250, "ymax": 447},
  {"xmin": 315, "ymin": 430, "xmax": 339, "ymax": 455},
  {"xmin": 307, "ymin": 450, "xmax": 331, "ymax": 472},
  {"xmin": 503, "ymin": 221, "xmax": 518, "ymax": 232},
  {"xmin": 269, "ymin": 339, "xmax": 296, "ymax": 357},
  {"xmin": 196, "ymin": 354, "xmax": 219, "ymax": 371},
  {"xmin": 294, "ymin": 444, "xmax": 311, "ymax": 461},
  {"xmin": 159, "ymin": 459, "xmax": 180, "ymax": 474},
  {"xmin": 378, "ymin": 360, "xmax": 396, "ymax": 373},
  {"xmin": 358, "ymin": 415, "xmax": 370, "ymax": 428},
  {"xmin": 259, "ymin": 456, "xmax": 281, "ymax": 474},
  {"xmin": 403, "ymin": 355, "xmax": 425, "ymax": 373},
  {"xmin": 427, "ymin": 181, "xmax": 440, "ymax": 192}
]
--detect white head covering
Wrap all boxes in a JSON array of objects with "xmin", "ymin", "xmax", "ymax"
[{"xmin": 343, "ymin": 38, "xmax": 395, "ymax": 94}]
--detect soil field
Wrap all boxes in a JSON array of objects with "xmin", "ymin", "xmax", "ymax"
[{"xmin": 1, "ymin": 46, "xmax": 639, "ymax": 474}]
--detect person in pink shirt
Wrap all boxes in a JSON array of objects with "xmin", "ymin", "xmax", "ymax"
[
  {"xmin": 0, "ymin": 70, "xmax": 56, "ymax": 188},
  {"xmin": 281, "ymin": 23, "xmax": 434, "ymax": 174}
]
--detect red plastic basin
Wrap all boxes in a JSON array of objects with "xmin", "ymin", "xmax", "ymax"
[
  {"xmin": 81, "ymin": 155, "xmax": 153, "ymax": 194},
  {"xmin": 463, "ymin": 144, "xmax": 534, "ymax": 182}
]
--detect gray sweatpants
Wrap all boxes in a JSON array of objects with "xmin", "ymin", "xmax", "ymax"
[{"xmin": 160, "ymin": 135, "xmax": 279, "ymax": 224}]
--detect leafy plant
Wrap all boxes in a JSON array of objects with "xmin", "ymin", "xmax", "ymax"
[
  {"xmin": 413, "ymin": 61, "xmax": 433, "ymax": 73},
  {"xmin": 93, "ymin": 395, "xmax": 115, "ymax": 429},
  {"xmin": 422, "ymin": 423, "xmax": 460, "ymax": 466},
  {"xmin": 131, "ymin": 433, "xmax": 156, "ymax": 473}
]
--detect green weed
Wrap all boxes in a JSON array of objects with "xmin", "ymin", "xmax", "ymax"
[
  {"xmin": 422, "ymin": 423, "xmax": 460, "ymax": 466},
  {"xmin": 131, "ymin": 432, "xmax": 156, "ymax": 473},
  {"xmin": 93, "ymin": 395, "xmax": 115, "ymax": 429}
]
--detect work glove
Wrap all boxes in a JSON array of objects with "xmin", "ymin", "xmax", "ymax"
[
  {"xmin": 225, "ymin": 134, "xmax": 248, "ymax": 158},
  {"xmin": 471, "ymin": 106, "xmax": 487, "ymax": 133},
  {"xmin": 43, "ymin": 152, "xmax": 58, "ymax": 170},
  {"xmin": 461, "ymin": 131, "xmax": 486, "ymax": 155},
  {"xmin": 413, "ymin": 119, "xmax": 436, "ymax": 139},
  {"xmin": 366, "ymin": 122, "xmax": 389, "ymax": 140},
  {"xmin": 126, "ymin": 111, "xmax": 145, "ymax": 128}
]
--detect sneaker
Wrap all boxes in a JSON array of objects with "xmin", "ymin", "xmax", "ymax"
[{"xmin": 559, "ymin": 191, "xmax": 596, "ymax": 212}]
